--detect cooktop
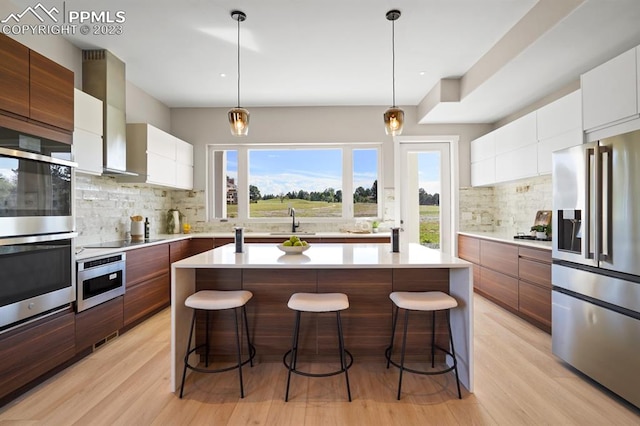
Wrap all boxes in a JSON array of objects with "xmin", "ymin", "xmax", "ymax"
[{"xmin": 83, "ymin": 239, "xmax": 166, "ymax": 248}]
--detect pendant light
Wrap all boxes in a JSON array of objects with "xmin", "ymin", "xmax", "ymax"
[
  {"xmin": 228, "ymin": 10, "xmax": 249, "ymax": 136},
  {"xmin": 383, "ymin": 10, "xmax": 404, "ymax": 136}
]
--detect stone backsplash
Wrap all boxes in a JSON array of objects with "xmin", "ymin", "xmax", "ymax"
[
  {"xmin": 76, "ymin": 173, "xmax": 552, "ymax": 245},
  {"xmin": 458, "ymin": 174, "xmax": 552, "ymax": 236}
]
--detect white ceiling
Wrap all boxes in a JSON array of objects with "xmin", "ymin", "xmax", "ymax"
[{"xmin": 20, "ymin": 0, "xmax": 640, "ymax": 123}]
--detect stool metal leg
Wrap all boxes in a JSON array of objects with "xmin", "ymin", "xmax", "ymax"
[
  {"xmin": 397, "ymin": 309, "xmax": 410, "ymax": 400},
  {"xmin": 285, "ymin": 310, "xmax": 301, "ymax": 402},
  {"xmin": 233, "ymin": 307, "xmax": 245, "ymax": 398},
  {"xmin": 179, "ymin": 310, "xmax": 197, "ymax": 399},
  {"xmin": 336, "ymin": 311, "xmax": 352, "ymax": 402},
  {"xmin": 431, "ymin": 310, "xmax": 436, "ymax": 368},
  {"xmin": 205, "ymin": 311, "xmax": 210, "ymax": 368},
  {"xmin": 242, "ymin": 306, "xmax": 254, "ymax": 367},
  {"xmin": 387, "ymin": 305, "xmax": 400, "ymax": 369},
  {"xmin": 446, "ymin": 309, "xmax": 462, "ymax": 399}
]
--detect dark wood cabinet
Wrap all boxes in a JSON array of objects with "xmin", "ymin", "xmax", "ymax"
[
  {"xmin": 124, "ymin": 244, "xmax": 170, "ymax": 327},
  {"xmin": 169, "ymin": 239, "xmax": 190, "ymax": 264},
  {"xmin": 0, "ymin": 309, "xmax": 75, "ymax": 401},
  {"xmin": 457, "ymin": 234, "xmax": 551, "ymax": 332},
  {"xmin": 0, "ymin": 35, "xmax": 74, "ymax": 133},
  {"xmin": 189, "ymin": 238, "xmax": 214, "ymax": 255},
  {"xmin": 29, "ymin": 50, "xmax": 74, "ymax": 131},
  {"xmin": 0, "ymin": 34, "xmax": 29, "ymax": 118},
  {"xmin": 75, "ymin": 297, "xmax": 124, "ymax": 351}
]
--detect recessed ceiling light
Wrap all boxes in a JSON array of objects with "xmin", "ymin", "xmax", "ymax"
[
  {"xmin": 220, "ymin": 73, "xmax": 227, "ymax": 78},
  {"xmin": 419, "ymin": 71, "xmax": 426, "ymax": 76}
]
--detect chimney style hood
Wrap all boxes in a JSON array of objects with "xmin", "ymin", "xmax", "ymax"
[{"xmin": 82, "ymin": 50, "xmax": 137, "ymax": 176}]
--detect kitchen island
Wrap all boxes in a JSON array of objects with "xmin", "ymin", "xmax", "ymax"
[{"xmin": 171, "ymin": 242, "xmax": 474, "ymax": 394}]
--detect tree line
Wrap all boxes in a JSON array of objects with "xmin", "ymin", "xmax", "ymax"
[{"xmin": 247, "ymin": 179, "xmax": 439, "ymax": 206}]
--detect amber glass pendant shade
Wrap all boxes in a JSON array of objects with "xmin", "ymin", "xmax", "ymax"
[
  {"xmin": 228, "ymin": 107, "xmax": 250, "ymax": 136},
  {"xmin": 384, "ymin": 106, "xmax": 404, "ymax": 136}
]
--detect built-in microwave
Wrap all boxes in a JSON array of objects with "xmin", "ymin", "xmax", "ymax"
[{"xmin": 0, "ymin": 127, "xmax": 75, "ymax": 238}]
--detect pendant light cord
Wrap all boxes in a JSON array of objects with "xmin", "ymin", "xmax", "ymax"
[
  {"xmin": 391, "ymin": 17, "xmax": 396, "ymax": 108},
  {"xmin": 236, "ymin": 16, "xmax": 241, "ymax": 108}
]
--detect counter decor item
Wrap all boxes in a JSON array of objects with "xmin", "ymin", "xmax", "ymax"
[
  {"xmin": 372, "ymin": 221, "xmax": 380, "ymax": 233},
  {"xmin": 130, "ymin": 215, "xmax": 144, "ymax": 241},
  {"xmin": 531, "ymin": 224, "xmax": 550, "ymax": 240},
  {"xmin": 277, "ymin": 236, "xmax": 310, "ymax": 254},
  {"xmin": 167, "ymin": 208, "xmax": 183, "ymax": 234}
]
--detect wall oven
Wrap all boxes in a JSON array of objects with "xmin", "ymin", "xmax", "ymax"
[
  {"xmin": 0, "ymin": 233, "xmax": 76, "ymax": 330},
  {"xmin": 76, "ymin": 253, "xmax": 126, "ymax": 312},
  {"xmin": 0, "ymin": 127, "xmax": 75, "ymax": 238}
]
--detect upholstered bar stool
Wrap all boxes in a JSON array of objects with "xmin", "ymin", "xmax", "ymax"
[
  {"xmin": 385, "ymin": 291, "xmax": 462, "ymax": 400},
  {"xmin": 283, "ymin": 292, "xmax": 353, "ymax": 402},
  {"xmin": 179, "ymin": 290, "xmax": 256, "ymax": 398}
]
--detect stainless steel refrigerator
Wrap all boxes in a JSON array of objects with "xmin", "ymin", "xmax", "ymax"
[{"xmin": 552, "ymin": 129, "xmax": 640, "ymax": 409}]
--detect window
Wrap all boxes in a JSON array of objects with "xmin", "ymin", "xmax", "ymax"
[{"xmin": 207, "ymin": 144, "xmax": 381, "ymax": 221}]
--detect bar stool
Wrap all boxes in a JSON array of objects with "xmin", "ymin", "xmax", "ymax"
[
  {"xmin": 385, "ymin": 291, "xmax": 462, "ymax": 400},
  {"xmin": 283, "ymin": 292, "xmax": 353, "ymax": 402},
  {"xmin": 179, "ymin": 290, "xmax": 256, "ymax": 398}
]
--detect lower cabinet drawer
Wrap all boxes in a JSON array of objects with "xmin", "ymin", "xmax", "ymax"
[
  {"xmin": 124, "ymin": 273, "xmax": 170, "ymax": 326},
  {"xmin": 480, "ymin": 267, "xmax": 518, "ymax": 309},
  {"xmin": 519, "ymin": 280, "xmax": 551, "ymax": 327},
  {"xmin": 76, "ymin": 296, "xmax": 124, "ymax": 351}
]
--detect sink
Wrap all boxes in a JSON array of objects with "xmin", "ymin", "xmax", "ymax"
[{"xmin": 269, "ymin": 232, "xmax": 316, "ymax": 236}]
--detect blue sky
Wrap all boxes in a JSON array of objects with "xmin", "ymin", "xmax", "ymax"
[{"xmin": 225, "ymin": 148, "xmax": 440, "ymax": 196}]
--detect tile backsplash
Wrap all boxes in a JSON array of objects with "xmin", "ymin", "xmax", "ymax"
[
  {"xmin": 76, "ymin": 173, "xmax": 552, "ymax": 245},
  {"xmin": 458, "ymin": 174, "xmax": 552, "ymax": 236}
]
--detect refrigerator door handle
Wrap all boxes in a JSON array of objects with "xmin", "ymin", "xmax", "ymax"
[
  {"xmin": 585, "ymin": 147, "xmax": 595, "ymax": 260},
  {"xmin": 599, "ymin": 147, "xmax": 612, "ymax": 261}
]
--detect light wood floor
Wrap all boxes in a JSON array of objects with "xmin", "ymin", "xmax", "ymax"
[{"xmin": 1, "ymin": 295, "xmax": 638, "ymax": 425}]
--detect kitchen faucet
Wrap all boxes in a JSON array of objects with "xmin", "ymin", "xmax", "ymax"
[{"xmin": 289, "ymin": 207, "xmax": 300, "ymax": 233}]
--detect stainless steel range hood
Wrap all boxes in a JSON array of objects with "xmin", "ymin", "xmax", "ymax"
[{"xmin": 82, "ymin": 50, "xmax": 137, "ymax": 176}]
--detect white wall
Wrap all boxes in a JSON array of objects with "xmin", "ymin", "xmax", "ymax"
[
  {"xmin": 170, "ymin": 105, "xmax": 491, "ymax": 191},
  {"xmin": 126, "ymin": 81, "xmax": 171, "ymax": 132}
]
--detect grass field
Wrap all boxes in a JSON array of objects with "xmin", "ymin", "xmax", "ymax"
[
  {"xmin": 227, "ymin": 199, "xmax": 440, "ymax": 248},
  {"xmin": 227, "ymin": 199, "xmax": 377, "ymax": 218}
]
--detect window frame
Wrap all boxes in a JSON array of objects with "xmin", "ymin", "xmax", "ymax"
[{"xmin": 206, "ymin": 143, "xmax": 382, "ymax": 223}]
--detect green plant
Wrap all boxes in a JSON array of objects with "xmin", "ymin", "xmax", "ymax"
[
  {"xmin": 531, "ymin": 224, "xmax": 549, "ymax": 233},
  {"xmin": 372, "ymin": 221, "xmax": 379, "ymax": 228}
]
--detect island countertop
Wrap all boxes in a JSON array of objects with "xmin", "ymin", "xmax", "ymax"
[
  {"xmin": 172, "ymin": 242, "xmax": 472, "ymax": 269},
  {"xmin": 171, "ymin": 242, "xmax": 474, "ymax": 395}
]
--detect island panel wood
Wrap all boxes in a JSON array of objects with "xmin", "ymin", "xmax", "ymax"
[
  {"xmin": 391, "ymin": 268, "xmax": 451, "ymax": 359},
  {"xmin": 316, "ymin": 269, "xmax": 392, "ymax": 356},
  {"xmin": 193, "ymin": 269, "xmax": 244, "ymax": 357},
  {"xmin": 242, "ymin": 269, "xmax": 317, "ymax": 359}
]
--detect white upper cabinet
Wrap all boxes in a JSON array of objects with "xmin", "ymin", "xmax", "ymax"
[
  {"xmin": 123, "ymin": 123, "xmax": 193, "ymax": 190},
  {"xmin": 469, "ymin": 91, "xmax": 583, "ymax": 186},
  {"xmin": 494, "ymin": 112, "xmax": 537, "ymax": 155},
  {"xmin": 73, "ymin": 89, "xmax": 103, "ymax": 175},
  {"xmin": 470, "ymin": 132, "xmax": 495, "ymax": 186},
  {"xmin": 581, "ymin": 48, "xmax": 638, "ymax": 131},
  {"xmin": 537, "ymin": 90, "xmax": 581, "ymax": 140}
]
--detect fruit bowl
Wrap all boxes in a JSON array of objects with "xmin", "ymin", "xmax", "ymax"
[{"xmin": 277, "ymin": 244, "xmax": 310, "ymax": 254}]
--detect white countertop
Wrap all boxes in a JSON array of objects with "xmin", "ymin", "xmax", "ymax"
[
  {"xmin": 172, "ymin": 242, "xmax": 472, "ymax": 269},
  {"xmin": 75, "ymin": 232, "xmax": 389, "ymax": 260},
  {"xmin": 458, "ymin": 231, "xmax": 552, "ymax": 251}
]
